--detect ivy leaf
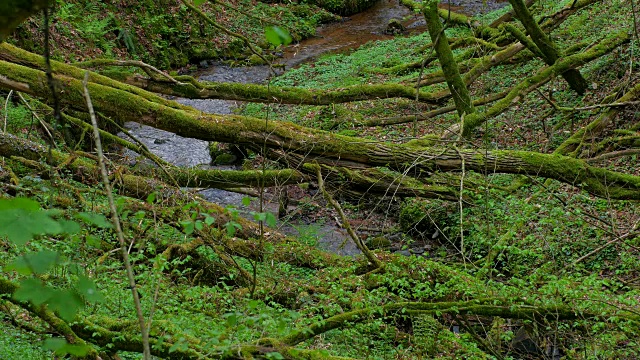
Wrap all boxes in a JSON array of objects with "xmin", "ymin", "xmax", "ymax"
[{"xmin": 264, "ymin": 26, "xmax": 292, "ymax": 46}]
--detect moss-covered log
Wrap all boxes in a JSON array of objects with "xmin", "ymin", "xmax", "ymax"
[
  {"xmin": 0, "ymin": 43, "xmax": 191, "ymax": 111},
  {"xmin": 129, "ymin": 74, "xmax": 442, "ymax": 105},
  {"xmin": 508, "ymin": 0, "xmax": 587, "ymax": 94},
  {"xmin": 279, "ymin": 297, "xmax": 633, "ymax": 346},
  {"xmin": 363, "ymin": 91, "xmax": 507, "ymax": 127},
  {"xmin": 71, "ymin": 315, "xmax": 355, "ymax": 359},
  {"xmin": 2, "ymin": 51, "xmax": 640, "ymax": 199},
  {"xmin": 461, "ymin": 30, "xmax": 629, "ymax": 135},
  {"xmin": 555, "ymin": 80, "xmax": 640, "ymax": 156},
  {"xmin": 424, "ymin": 0, "xmax": 474, "ymax": 117}
]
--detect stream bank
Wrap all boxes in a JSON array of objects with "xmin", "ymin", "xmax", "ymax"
[{"xmin": 120, "ymin": 0, "xmax": 509, "ymax": 256}]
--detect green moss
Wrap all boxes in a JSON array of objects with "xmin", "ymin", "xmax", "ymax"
[
  {"xmin": 366, "ymin": 236, "xmax": 391, "ymax": 250},
  {"xmin": 304, "ymin": 0, "xmax": 379, "ymax": 16},
  {"xmin": 399, "ymin": 198, "xmax": 453, "ymax": 239},
  {"xmin": 214, "ymin": 153, "xmax": 237, "ymax": 165}
]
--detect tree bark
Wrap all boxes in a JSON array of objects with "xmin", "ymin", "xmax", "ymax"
[
  {"xmin": 423, "ymin": 0, "xmax": 475, "ymax": 118},
  {"xmin": 1, "ymin": 59, "xmax": 640, "ymax": 200},
  {"xmin": 508, "ymin": 0, "xmax": 588, "ymax": 94}
]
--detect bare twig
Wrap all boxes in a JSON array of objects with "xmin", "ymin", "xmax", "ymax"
[
  {"xmin": 2, "ymin": 89, "xmax": 11, "ymax": 132},
  {"xmin": 573, "ymin": 222, "xmax": 640, "ymax": 265},
  {"xmin": 75, "ymin": 59, "xmax": 180, "ymax": 84},
  {"xmin": 82, "ymin": 72, "xmax": 151, "ymax": 359},
  {"xmin": 586, "ymin": 149, "xmax": 640, "ymax": 163},
  {"xmin": 16, "ymin": 92, "xmax": 56, "ymax": 146},
  {"xmin": 315, "ymin": 164, "xmax": 383, "ymax": 270}
]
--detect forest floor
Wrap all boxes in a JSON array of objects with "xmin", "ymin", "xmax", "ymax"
[{"xmin": 1, "ymin": 0, "xmax": 640, "ymax": 359}]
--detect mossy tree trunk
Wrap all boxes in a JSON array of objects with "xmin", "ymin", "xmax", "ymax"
[
  {"xmin": 508, "ymin": 0, "xmax": 588, "ymax": 94},
  {"xmin": 423, "ymin": 0, "xmax": 475, "ymax": 119},
  {"xmin": 1, "ymin": 59, "xmax": 640, "ymax": 199}
]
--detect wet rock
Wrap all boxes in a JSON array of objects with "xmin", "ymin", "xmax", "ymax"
[
  {"xmin": 119, "ymin": 122, "xmax": 211, "ymax": 168},
  {"xmin": 385, "ymin": 18, "xmax": 405, "ymax": 35},
  {"xmin": 397, "ymin": 249, "xmax": 412, "ymax": 257},
  {"xmin": 366, "ymin": 236, "xmax": 392, "ymax": 250}
]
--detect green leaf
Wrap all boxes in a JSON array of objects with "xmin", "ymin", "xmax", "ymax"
[
  {"xmin": 242, "ymin": 197, "xmax": 251, "ymax": 206},
  {"xmin": 0, "ymin": 198, "xmax": 63, "ymax": 245},
  {"xmin": 0, "ymin": 197, "xmax": 39, "ymax": 211},
  {"xmin": 75, "ymin": 212, "xmax": 113, "ymax": 229},
  {"xmin": 13, "ymin": 278, "xmax": 53, "ymax": 306},
  {"xmin": 204, "ymin": 215, "xmax": 215, "ymax": 226},
  {"xmin": 76, "ymin": 276, "xmax": 104, "ymax": 303},
  {"xmin": 181, "ymin": 221, "xmax": 195, "ymax": 235},
  {"xmin": 195, "ymin": 220, "xmax": 204, "ymax": 231},
  {"xmin": 193, "ymin": 0, "xmax": 207, "ymax": 5},
  {"xmin": 225, "ymin": 222, "xmax": 242, "ymax": 237},
  {"xmin": 264, "ymin": 26, "xmax": 292, "ymax": 46},
  {"xmin": 85, "ymin": 234, "xmax": 102, "ymax": 248},
  {"xmin": 266, "ymin": 352, "xmax": 285, "ymax": 360},
  {"xmin": 58, "ymin": 219, "xmax": 81, "ymax": 234},
  {"xmin": 47, "ymin": 289, "xmax": 84, "ymax": 322},
  {"xmin": 44, "ymin": 338, "xmax": 91, "ymax": 356},
  {"xmin": 146, "ymin": 192, "xmax": 157, "ymax": 204},
  {"xmin": 7, "ymin": 251, "xmax": 60, "ymax": 275},
  {"xmin": 253, "ymin": 212, "xmax": 266, "ymax": 222},
  {"xmin": 224, "ymin": 312, "xmax": 239, "ymax": 326},
  {"xmin": 264, "ymin": 212, "xmax": 277, "ymax": 227}
]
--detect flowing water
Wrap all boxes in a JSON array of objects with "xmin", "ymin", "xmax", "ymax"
[{"xmin": 121, "ymin": 0, "xmax": 508, "ymax": 255}]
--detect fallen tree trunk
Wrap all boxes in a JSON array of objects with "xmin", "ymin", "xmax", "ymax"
[
  {"xmin": 128, "ymin": 73, "xmax": 443, "ymax": 105},
  {"xmin": 461, "ymin": 31, "xmax": 629, "ymax": 135},
  {"xmin": 508, "ymin": 0, "xmax": 587, "ymax": 94},
  {"xmin": 2, "ymin": 58, "xmax": 640, "ymax": 199},
  {"xmin": 424, "ymin": 0, "xmax": 474, "ymax": 117}
]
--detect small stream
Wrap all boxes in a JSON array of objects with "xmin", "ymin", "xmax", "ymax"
[{"xmin": 120, "ymin": 0, "xmax": 508, "ymax": 256}]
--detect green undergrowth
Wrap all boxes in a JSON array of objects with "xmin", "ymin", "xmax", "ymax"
[
  {"xmin": 2, "ymin": 0, "xmax": 640, "ymax": 358},
  {"xmin": 1, "ymin": 160, "xmax": 637, "ymax": 358},
  {"xmin": 8, "ymin": 0, "xmax": 338, "ymax": 68}
]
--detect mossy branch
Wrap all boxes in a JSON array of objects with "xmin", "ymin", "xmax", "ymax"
[
  {"xmin": 0, "ymin": 276, "xmax": 99, "ymax": 359},
  {"xmin": 315, "ymin": 164, "xmax": 384, "ymax": 270},
  {"xmin": 129, "ymin": 74, "xmax": 443, "ymax": 104},
  {"xmin": 279, "ymin": 297, "xmax": 636, "ymax": 346},
  {"xmin": 461, "ymin": 31, "xmax": 629, "ymax": 135}
]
